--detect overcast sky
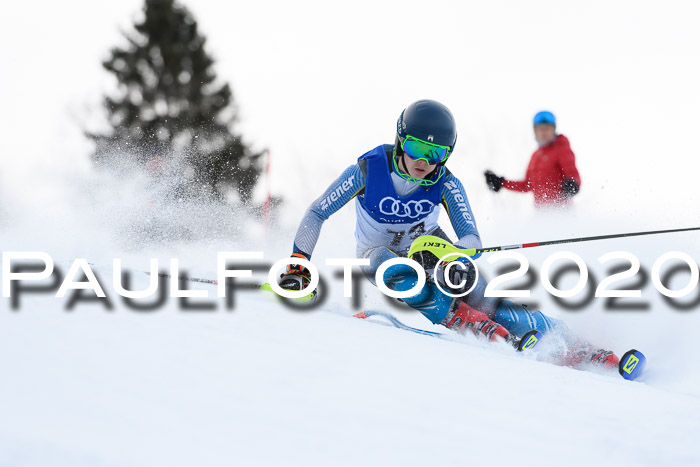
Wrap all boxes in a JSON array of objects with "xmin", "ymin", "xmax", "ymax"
[{"xmin": 2, "ymin": 0, "xmax": 699, "ymax": 232}]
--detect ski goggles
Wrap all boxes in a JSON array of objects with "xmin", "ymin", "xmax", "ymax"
[{"xmin": 400, "ymin": 135, "xmax": 451, "ymax": 165}]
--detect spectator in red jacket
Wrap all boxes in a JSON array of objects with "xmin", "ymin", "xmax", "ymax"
[{"xmin": 484, "ymin": 111, "xmax": 581, "ymax": 208}]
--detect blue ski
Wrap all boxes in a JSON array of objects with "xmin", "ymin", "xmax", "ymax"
[
  {"xmin": 353, "ymin": 310, "xmax": 446, "ymax": 338},
  {"xmin": 354, "ymin": 310, "xmax": 541, "ymax": 353}
]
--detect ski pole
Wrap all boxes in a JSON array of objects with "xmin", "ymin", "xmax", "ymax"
[
  {"xmin": 148, "ymin": 272, "xmax": 272, "ymax": 290},
  {"xmin": 475, "ymin": 226, "xmax": 700, "ymax": 254},
  {"xmin": 146, "ymin": 271, "xmax": 219, "ymax": 285}
]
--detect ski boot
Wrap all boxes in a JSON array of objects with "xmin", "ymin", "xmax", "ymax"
[
  {"xmin": 589, "ymin": 349, "xmax": 620, "ymax": 369},
  {"xmin": 560, "ymin": 341, "xmax": 620, "ymax": 370},
  {"xmin": 442, "ymin": 302, "xmax": 541, "ymax": 352},
  {"xmin": 573, "ymin": 346, "xmax": 646, "ymax": 380}
]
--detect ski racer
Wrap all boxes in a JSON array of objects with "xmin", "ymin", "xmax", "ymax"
[
  {"xmin": 278, "ymin": 100, "xmax": 641, "ymax": 378},
  {"xmin": 484, "ymin": 111, "xmax": 581, "ymax": 208}
]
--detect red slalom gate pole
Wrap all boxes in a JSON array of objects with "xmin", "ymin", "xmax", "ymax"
[{"xmin": 262, "ymin": 149, "xmax": 272, "ymax": 238}]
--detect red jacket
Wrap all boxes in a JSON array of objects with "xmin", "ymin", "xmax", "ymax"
[{"xmin": 502, "ymin": 134, "xmax": 581, "ymax": 207}]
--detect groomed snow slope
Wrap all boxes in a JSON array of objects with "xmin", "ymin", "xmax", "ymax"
[{"xmin": 2, "ymin": 215, "xmax": 700, "ymax": 467}]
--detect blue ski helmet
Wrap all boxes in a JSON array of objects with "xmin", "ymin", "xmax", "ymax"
[
  {"xmin": 533, "ymin": 110, "xmax": 556, "ymax": 128},
  {"xmin": 396, "ymin": 99, "xmax": 458, "ymax": 153},
  {"xmin": 394, "ymin": 100, "xmax": 457, "ymax": 186}
]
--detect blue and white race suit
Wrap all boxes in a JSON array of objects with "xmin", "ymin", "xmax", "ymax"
[
  {"xmin": 292, "ymin": 144, "xmax": 481, "ymax": 259},
  {"xmin": 290, "ymin": 144, "xmax": 564, "ymax": 333}
]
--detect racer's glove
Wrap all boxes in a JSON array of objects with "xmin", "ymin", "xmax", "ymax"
[
  {"xmin": 484, "ymin": 170, "xmax": 504, "ymax": 192},
  {"xmin": 278, "ymin": 253, "xmax": 317, "ymax": 301},
  {"xmin": 435, "ymin": 258, "xmax": 477, "ymax": 295},
  {"xmin": 412, "ymin": 245, "xmax": 477, "ymax": 295},
  {"xmin": 562, "ymin": 178, "xmax": 580, "ymax": 197}
]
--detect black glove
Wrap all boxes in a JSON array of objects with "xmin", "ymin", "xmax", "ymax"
[
  {"xmin": 436, "ymin": 259, "xmax": 477, "ymax": 295},
  {"xmin": 484, "ymin": 170, "xmax": 504, "ymax": 192},
  {"xmin": 279, "ymin": 255, "xmax": 313, "ymax": 291},
  {"xmin": 412, "ymin": 249, "xmax": 439, "ymax": 271},
  {"xmin": 411, "ymin": 246, "xmax": 477, "ymax": 296},
  {"xmin": 562, "ymin": 179, "xmax": 579, "ymax": 197}
]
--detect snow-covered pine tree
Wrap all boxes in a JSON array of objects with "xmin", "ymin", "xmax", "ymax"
[{"xmin": 88, "ymin": 0, "xmax": 263, "ymax": 202}]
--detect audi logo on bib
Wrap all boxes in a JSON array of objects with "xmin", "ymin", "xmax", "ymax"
[{"xmin": 379, "ymin": 197, "xmax": 435, "ymax": 219}]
